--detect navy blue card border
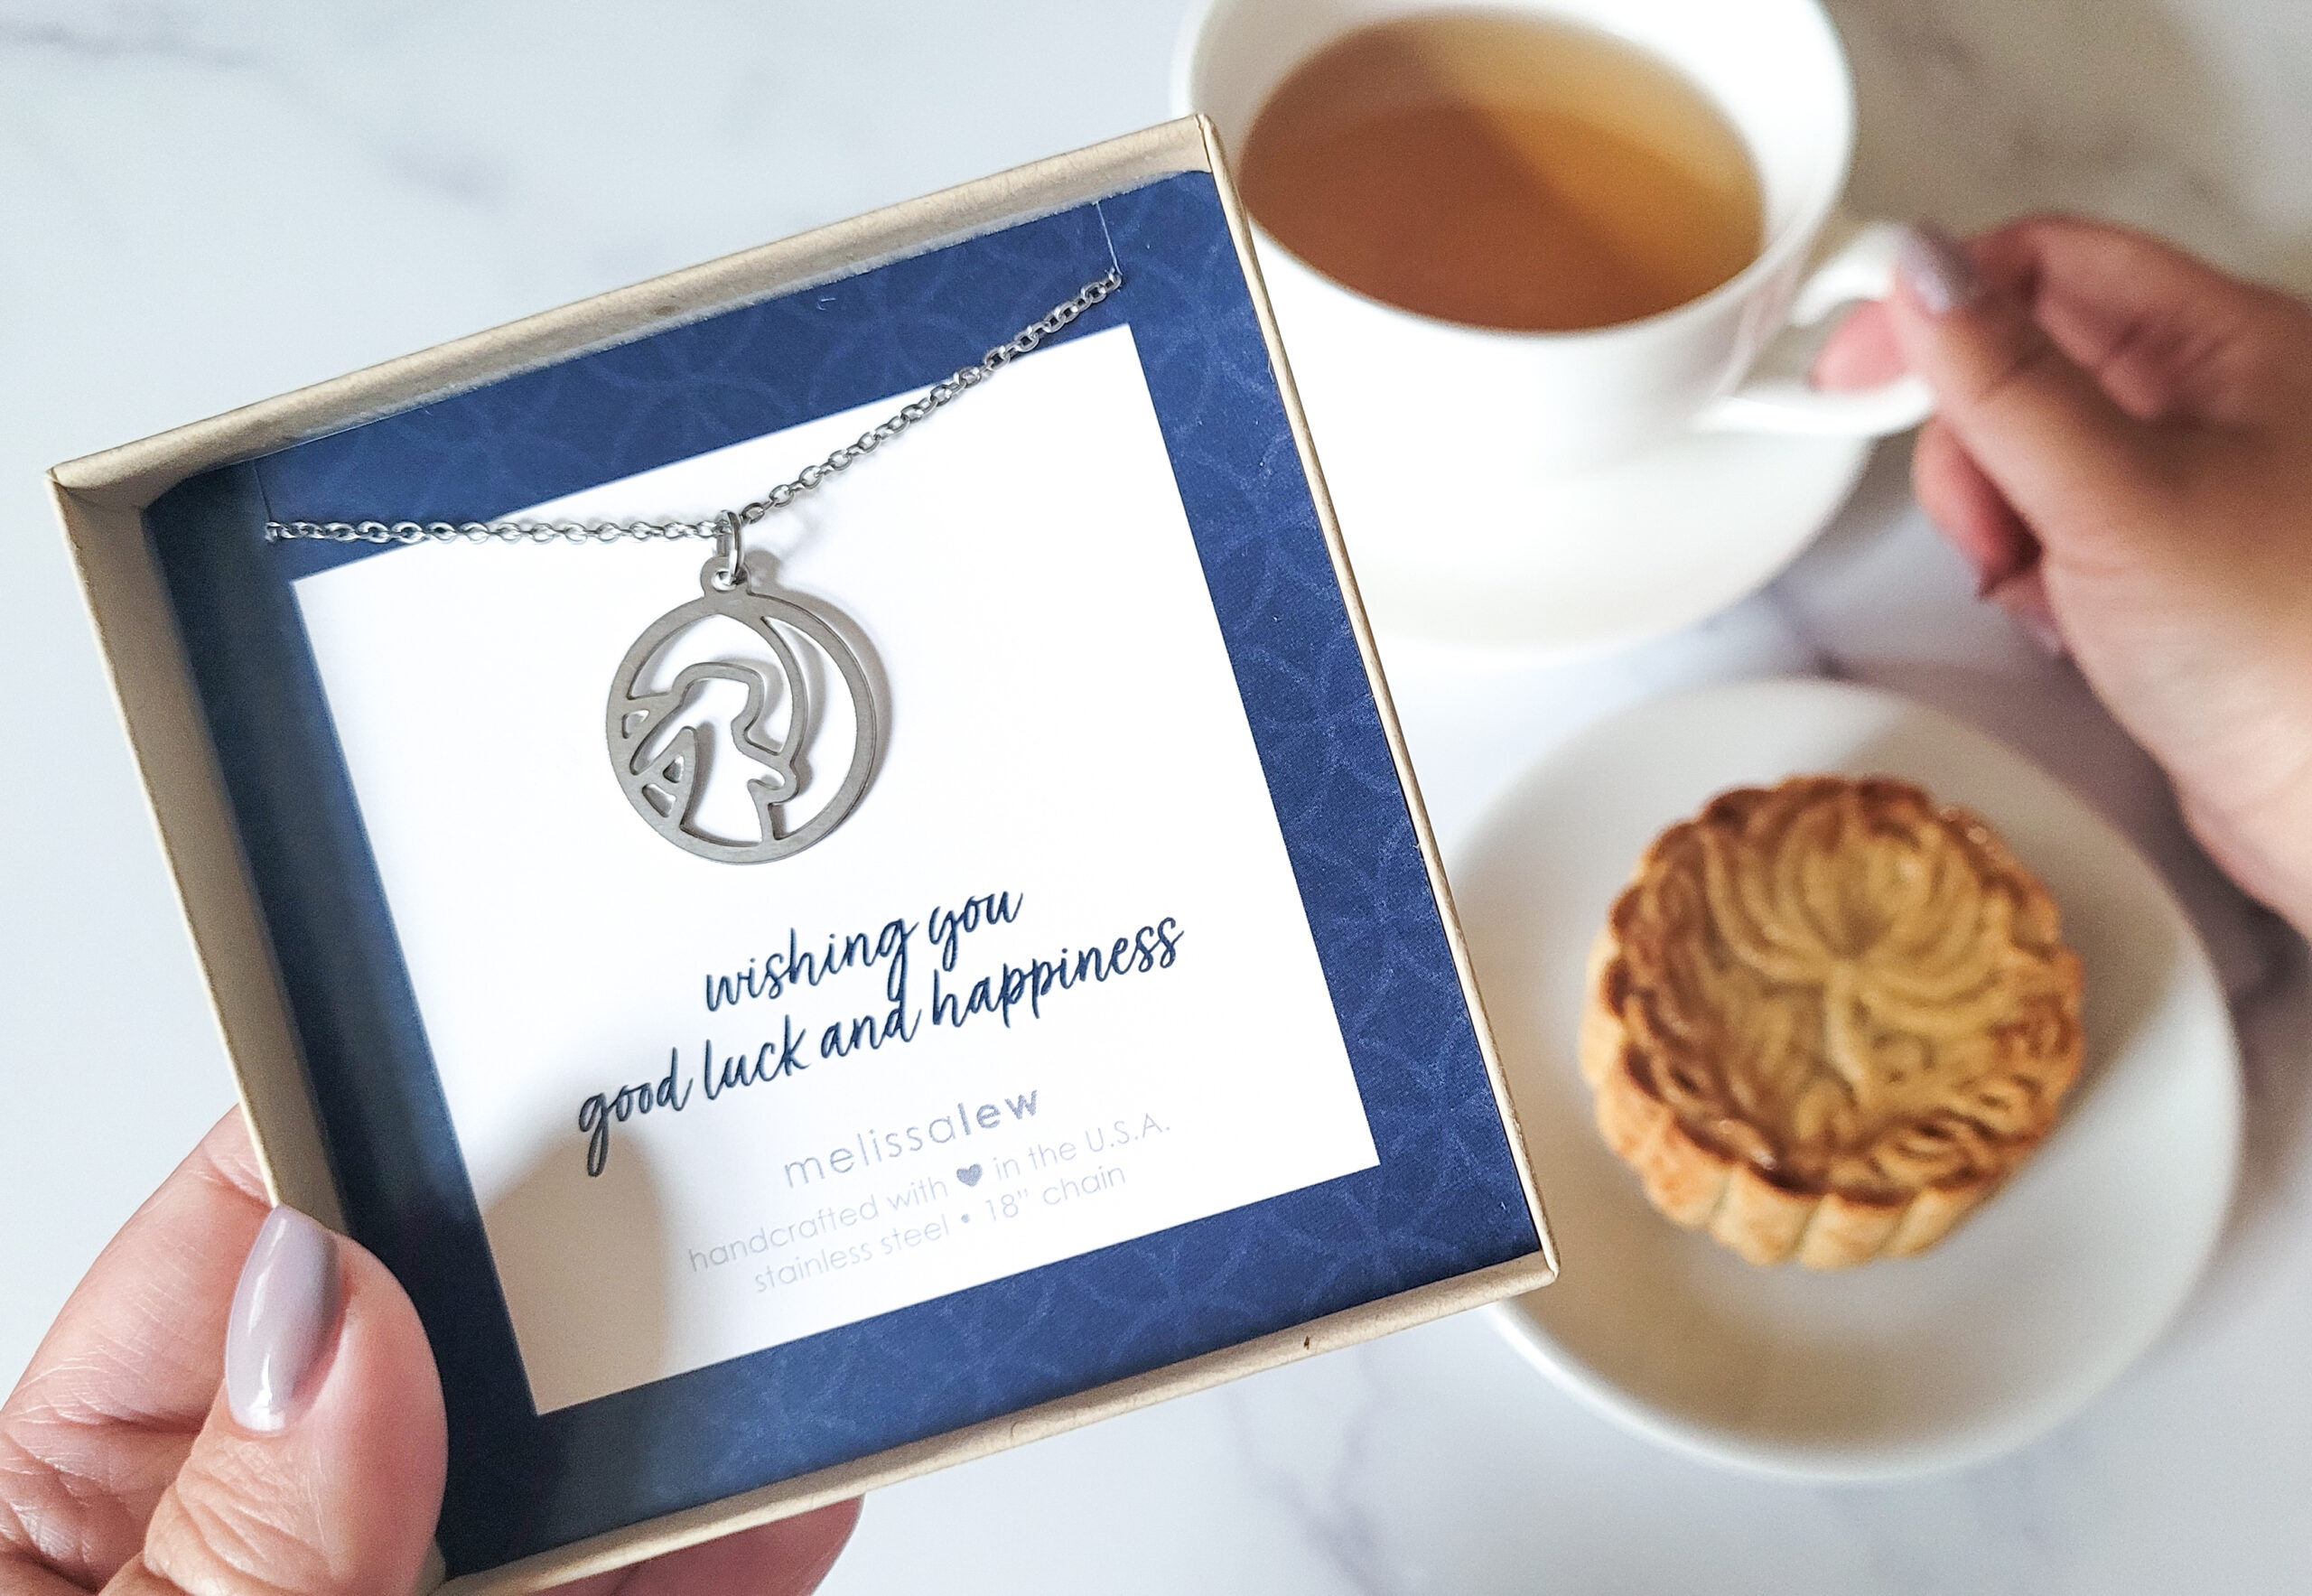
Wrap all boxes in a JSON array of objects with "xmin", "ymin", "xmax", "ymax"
[{"xmin": 142, "ymin": 173, "xmax": 1538, "ymax": 1573}]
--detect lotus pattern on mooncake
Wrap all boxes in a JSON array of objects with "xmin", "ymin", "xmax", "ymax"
[{"xmin": 1580, "ymin": 775, "xmax": 2084, "ymax": 1267}]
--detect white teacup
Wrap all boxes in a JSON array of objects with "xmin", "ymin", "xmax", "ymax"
[{"xmin": 1173, "ymin": 0, "xmax": 1931, "ymax": 474}]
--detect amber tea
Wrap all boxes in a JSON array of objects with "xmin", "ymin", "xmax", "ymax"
[{"xmin": 1238, "ymin": 9, "xmax": 1765, "ymax": 331}]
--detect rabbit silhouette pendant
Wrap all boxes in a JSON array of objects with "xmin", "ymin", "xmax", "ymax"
[{"xmin": 606, "ymin": 554, "xmax": 882, "ymax": 863}]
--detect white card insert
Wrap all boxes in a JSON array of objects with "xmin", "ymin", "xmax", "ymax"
[{"xmin": 293, "ymin": 325, "xmax": 1377, "ymax": 1413}]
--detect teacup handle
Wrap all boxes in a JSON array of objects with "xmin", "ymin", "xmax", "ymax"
[{"xmin": 1692, "ymin": 220, "xmax": 1935, "ymax": 438}]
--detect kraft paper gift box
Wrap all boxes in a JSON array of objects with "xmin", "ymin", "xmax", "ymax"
[{"xmin": 49, "ymin": 117, "xmax": 1556, "ymax": 1593}]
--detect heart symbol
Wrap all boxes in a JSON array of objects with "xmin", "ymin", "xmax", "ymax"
[{"xmin": 956, "ymin": 1164, "xmax": 983, "ymax": 1187}]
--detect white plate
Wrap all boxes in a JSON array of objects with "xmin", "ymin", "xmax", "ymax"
[
  {"xmin": 1329, "ymin": 428, "xmax": 1871, "ymax": 658},
  {"xmin": 1458, "ymin": 677, "xmax": 2242, "ymax": 1479}
]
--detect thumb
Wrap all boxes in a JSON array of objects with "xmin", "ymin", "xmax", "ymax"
[
  {"xmin": 111, "ymin": 1209, "xmax": 447, "ymax": 1596},
  {"xmin": 1887, "ymin": 224, "xmax": 2161, "ymax": 564}
]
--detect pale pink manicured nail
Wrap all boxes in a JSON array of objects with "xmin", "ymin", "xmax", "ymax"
[
  {"xmin": 1897, "ymin": 222, "xmax": 1981, "ymax": 316},
  {"xmin": 225, "ymin": 1207, "xmax": 340, "ymax": 1433},
  {"xmin": 1972, "ymin": 538, "xmax": 2037, "ymax": 600},
  {"xmin": 2016, "ymin": 607, "xmax": 2067, "ymax": 657},
  {"xmin": 1986, "ymin": 574, "xmax": 2067, "ymax": 658}
]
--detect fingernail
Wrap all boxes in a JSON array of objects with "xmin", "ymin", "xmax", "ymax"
[
  {"xmin": 2016, "ymin": 608, "xmax": 2066, "ymax": 658},
  {"xmin": 226, "ymin": 1207, "xmax": 340, "ymax": 1433},
  {"xmin": 1985, "ymin": 574, "xmax": 2066, "ymax": 658},
  {"xmin": 1974, "ymin": 540, "xmax": 2039, "ymax": 600},
  {"xmin": 1897, "ymin": 222, "xmax": 1981, "ymax": 317}
]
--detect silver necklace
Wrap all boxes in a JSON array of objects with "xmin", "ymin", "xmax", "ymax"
[{"xmin": 267, "ymin": 268, "xmax": 1123, "ymax": 863}]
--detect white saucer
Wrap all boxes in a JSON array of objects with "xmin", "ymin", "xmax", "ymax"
[
  {"xmin": 1455, "ymin": 677, "xmax": 2241, "ymax": 1480},
  {"xmin": 1326, "ymin": 428, "xmax": 1871, "ymax": 658}
]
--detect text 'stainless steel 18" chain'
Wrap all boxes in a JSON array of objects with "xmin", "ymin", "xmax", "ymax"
[{"xmin": 263, "ymin": 267, "xmax": 1125, "ymax": 587}]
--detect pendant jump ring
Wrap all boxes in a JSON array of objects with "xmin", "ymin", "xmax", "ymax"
[{"xmin": 710, "ymin": 510, "xmax": 743, "ymax": 591}]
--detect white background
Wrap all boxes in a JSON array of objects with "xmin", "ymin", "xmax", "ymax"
[
  {"xmin": 5, "ymin": 2, "xmax": 2309, "ymax": 1591},
  {"xmin": 291, "ymin": 327, "xmax": 1372, "ymax": 1411}
]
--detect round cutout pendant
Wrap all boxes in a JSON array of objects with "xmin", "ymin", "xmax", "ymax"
[{"xmin": 605, "ymin": 558, "xmax": 881, "ymax": 863}]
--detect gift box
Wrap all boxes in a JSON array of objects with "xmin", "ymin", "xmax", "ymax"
[{"xmin": 49, "ymin": 117, "xmax": 1554, "ymax": 1593}]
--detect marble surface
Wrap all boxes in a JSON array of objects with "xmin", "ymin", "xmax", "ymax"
[{"xmin": 3, "ymin": 2, "xmax": 2307, "ymax": 1591}]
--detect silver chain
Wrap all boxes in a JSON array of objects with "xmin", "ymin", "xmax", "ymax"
[{"xmin": 264, "ymin": 267, "xmax": 1125, "ymax": 572}]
